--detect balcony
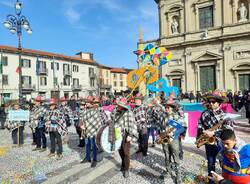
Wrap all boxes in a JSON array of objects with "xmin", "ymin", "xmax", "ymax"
[
  {"xmin": 21, "ymin": 84, "xmax": 36, "ymax": 91},
  {"xmin": 63, "ymin": 70, "xmax": 71, "ymax": 76},
  {"xmin": 100, "ymin": 84, "xmax": 112, "ymax": 89},
  {"xmin": 37, "ymin": 68, "xmax": 48, "ymax": 75},
  {"xmin": 71, "ymin": 84, "xmax": 82, "ymax": 91}
]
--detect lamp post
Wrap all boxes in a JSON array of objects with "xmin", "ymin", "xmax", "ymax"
[{"xmin": 3, "ymin": 0, "xmax": 32, "ymax": 99}]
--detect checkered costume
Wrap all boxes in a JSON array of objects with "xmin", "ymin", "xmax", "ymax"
[
  {"xmin": 44, "ymin": 109, "xmax": 67, "ymax": 136},
  {"xmin": 160, "ymin": 110, "xmax": 187, "ymax": 130},
  {"xmin": 112, "ymin": 108, "xmax": 138, "ymax": 140},
  {"xmin": 58, "ymin": 104, "xmax": 74, "ymax": 124},
  {"xmin": 197, "ymin": 108, "xmax": 234, "ymax": 138},
  {"xmin": 30, "ymin": 105, "xmax": 47, "ymax": 129},
  {"xmin": 133, "ymin": 105, "xmax": 148, "ymax": 129},
  {"xmin": 80, "ymin": 108, "xmax": 106, "ymax": 138},
  {"xmin": 151, "ymin": 104, "xmax": 165, "ymax": 128}
]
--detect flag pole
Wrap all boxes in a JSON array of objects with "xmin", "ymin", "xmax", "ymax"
[{"xmin": 0, "ymin": 50, "xmax": 3, "ymax": 105}]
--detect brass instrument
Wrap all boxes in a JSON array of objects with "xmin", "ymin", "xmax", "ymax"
[
  {"xmin": 156, "ymin": 127, "xmax": 175, "ymax": 144},
  {"xmin": 195, "ymin": 119, "xmax": 224, "ymax": 148},
  {"xmin": 79, "ymin": 120, "xmax": 86, "ymax": 140}
]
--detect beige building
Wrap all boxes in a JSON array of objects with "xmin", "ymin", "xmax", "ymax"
[
  {"xmin": 98, "ymin": 65, "xmax": 131, "ymax": 95},
  {"xmin": 141, "ymin": 0, "xmax": 250, "ymax": 93}
]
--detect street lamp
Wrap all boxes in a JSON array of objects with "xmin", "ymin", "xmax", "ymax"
[{"xmin": 3, "ymin": 0, "xmax": 32, "ymax": 99}]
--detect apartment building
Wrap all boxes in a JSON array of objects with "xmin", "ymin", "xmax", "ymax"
[
  {"xmin": 98, "ymin": 65, "xmax": 131, "ymax": 96},
  {"xmin": 0, "ymin": 45, "xmax": 98, "ymax": 101}
]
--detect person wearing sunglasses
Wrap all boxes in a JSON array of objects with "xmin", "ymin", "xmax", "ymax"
[{"xmin": 197, "ymin": 93, "xmax": 234, "ymax": 184}]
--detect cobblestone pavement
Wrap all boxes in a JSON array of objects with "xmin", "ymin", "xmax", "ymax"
[{"xmin": 0, "ymin": 114, "xmax": 249, "ymax": 184}]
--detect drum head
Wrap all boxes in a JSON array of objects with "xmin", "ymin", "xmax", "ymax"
[{"xmin": 97, "ymin": 126, "xmax": 122, "ymax": 154}]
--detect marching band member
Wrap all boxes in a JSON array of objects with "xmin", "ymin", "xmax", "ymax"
[
  {"xmin": 159, "ymin": 99, "xmax": 186, "ymax": 184},
  {"xmin": 58, "ymin": 96, "xmax": 73, "ymax": 127},
  {"xmin": 74, "ymin": 99, "xmax": 86, "ymax": 147},
  {"xmin": 45, "ymin": 98, "xmax": 67, "ymax": 160},
  {"xmin": 5, "ymin": 102, "xmax": 25, "ymax": 147},
  {"xmin": 133, "ymin": 94, "xmax": 149, "ymax": 156},
  {"xmin": 30, "ymin": 96, "xmax": 47, "ymax": 152},
  {"xmin": 80, "ymin": 96, "xmax": 107, "ymax": 167},
  {"xmin": 111, "ymin": 98, "xmax": 138, "ymax": 178},
  {"xmin": 197, "ymin": 94, "xmax": 234, "ymax": 184}
]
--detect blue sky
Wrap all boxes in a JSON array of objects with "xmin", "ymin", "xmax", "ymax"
[{"xmin": 0, "ymin": 0, "xmax": 159, "ymax": 69}]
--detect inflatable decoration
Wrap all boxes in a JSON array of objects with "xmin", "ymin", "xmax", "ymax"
[
  {"xmin": 127, "ymin": 66, "xmax": 158, "ymax": 89},
  {"xmin": 146, "ymin": 78, "xmax": 179, "ymax": 97}
]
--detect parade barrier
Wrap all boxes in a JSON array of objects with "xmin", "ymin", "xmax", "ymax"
[{"xmin": 181, "ymin": 102, "xmax": 205, "ymax": 144}]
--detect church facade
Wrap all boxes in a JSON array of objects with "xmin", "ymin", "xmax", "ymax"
[{"xmin": 142, "ymin": 0, "xmax": 250, "ymax": 93}]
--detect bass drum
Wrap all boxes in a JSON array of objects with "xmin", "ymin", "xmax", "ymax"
[{"xmin": 96, "ymin": 125, "xmax": 122, "ymax": 154}]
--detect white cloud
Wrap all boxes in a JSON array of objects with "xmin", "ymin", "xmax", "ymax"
[{"xmin": 65, "ymin": 8, "xmax": 81, "ymax": 24}]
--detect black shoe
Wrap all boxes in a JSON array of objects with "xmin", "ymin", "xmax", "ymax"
[
  {"xmin": 123, "ymin": 171, "xmax": 129, "ymax": 178},
  {"xmin": 78, "ymin": 144, "xmax": 85, "ymax": 148},
  {"xmin": 120, "ymin": 167, "xmax": 125, "ymax": 172},
  {"xmin": 179, "ymin": 153, "xmax": 183, "ymax": 160},
  {"xmin": 151, "ymin": 144, "xmax": 155, "ymax": 147},
  {"xmin": 91, "ymin": 161, "xmax": 97, "ymax": 168},
  {"xmin": 80, "ymin": 158, "xmax": 91, "ymax": 164},
  {"xmin": 143, "ymin": 152, "xmax": 147, "ymax": 157}
]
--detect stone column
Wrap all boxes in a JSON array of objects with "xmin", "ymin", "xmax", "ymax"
[
  {"xmin": 232, "ymin": 0, "xmax": 237, "ymax": 23},
  {"xmin": 216, "ymin": 62, "xmax": 221, "ymax": 89},
  {"xmin": 194, "ymin": 63, "xmax": 199, "ymax": 92},
  {"xmin": 233, "ymin": 71, "xmax": 238, "ymax": 91}
]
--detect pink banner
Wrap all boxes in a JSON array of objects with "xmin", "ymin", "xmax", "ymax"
[
  {"xmin": 220, "ymin": 103, "xmax": 233, "ymax": 113},
  {"xmin": 187, "ymin": 111, "xmax": 202, "ymax": 137}
]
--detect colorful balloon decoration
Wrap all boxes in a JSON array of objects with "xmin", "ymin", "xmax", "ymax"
[
  {"xmin": 128, "ymin": 43, "xmax": 179, "ymax": 97},
  {"xmin": 146, "ymin": 78, "xmax": 179, "ymax": 97},
  {"xmin": 127, "ymin": 66, "xmax": 158, "ymax": 89}
]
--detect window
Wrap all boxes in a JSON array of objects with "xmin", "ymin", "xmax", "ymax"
[
  {"xmin": 1, "ymin": 56, "xmax": 8, "ymax": 66},
  {"xmin": 199, "ymin": 6, "xmax": 213, "ymax": 29},
  {"xmin": 63, "ymin": 64, "xmax": 70, "ymax": 71},
  {"xmin": 90, "ymin": 78, "xmax": 95, "ymax": 87},
  {"xmin": 52, "ymin": 63, "xmax": 59, "ymax": 70},
  {"xmin": 89, "ymin": 67, "xmax": 94, "ymax": 77},
  {"xmin": 113, "ymin": 73, "xmax": 117, "ymax": 79},
  {"xmin": 21, "ymin": 59, "xmax": 31, "ymax": 68},
  {"xmin": 21, "ymin": 76, "xmax": 31, "ymax": 85},
  {"xmin": 120, "ymin": 81, "xmax": 123, "ymax": 87},
  {"xmin": 40, "ymin": 61, "xmax": 46, "ymax": 69},
  {"xmin": 106, "ymin": 71, "xmax": 108, "ymax": 77},
  {"xmin": 73, "ymin": 78, "xmax": 79, "ymax": 86},
  {"xmin": 114, "ymin": 81, "xmax": 117, "ymax": 87},
  {"xmin": 120, "ymin": 74, "xmax": 123, "ymax": 80},
  {"xmin": 106, "ymin": 79, "xmax": 109, "ymax": 85},
  {"xmin": 40, "ymin": 77, "xmax": 47, "ymax": 86},
  {"xmin": 3, "ymin": 75, "xmax": 8, "ymax": 85},
  {"xmin": 73, "ymin": 65, "xmax": 79, "ymax": 72},
  {"xmin": 54, "ymin": 77, "xmax": 58, "ymax": 86},
  {"xmin": 63, "ymin": 77, "xmax": 70, "ymax": 86}
]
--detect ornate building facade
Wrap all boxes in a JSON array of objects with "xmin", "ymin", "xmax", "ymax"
[{"xmin": 142, "ymin": 0, "xmax": 250, "ymax": 92}]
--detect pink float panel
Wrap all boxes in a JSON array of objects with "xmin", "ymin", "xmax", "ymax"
[{"xmin": 187, "ymin": 111, "xmax": 202, "ymax": 137}]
